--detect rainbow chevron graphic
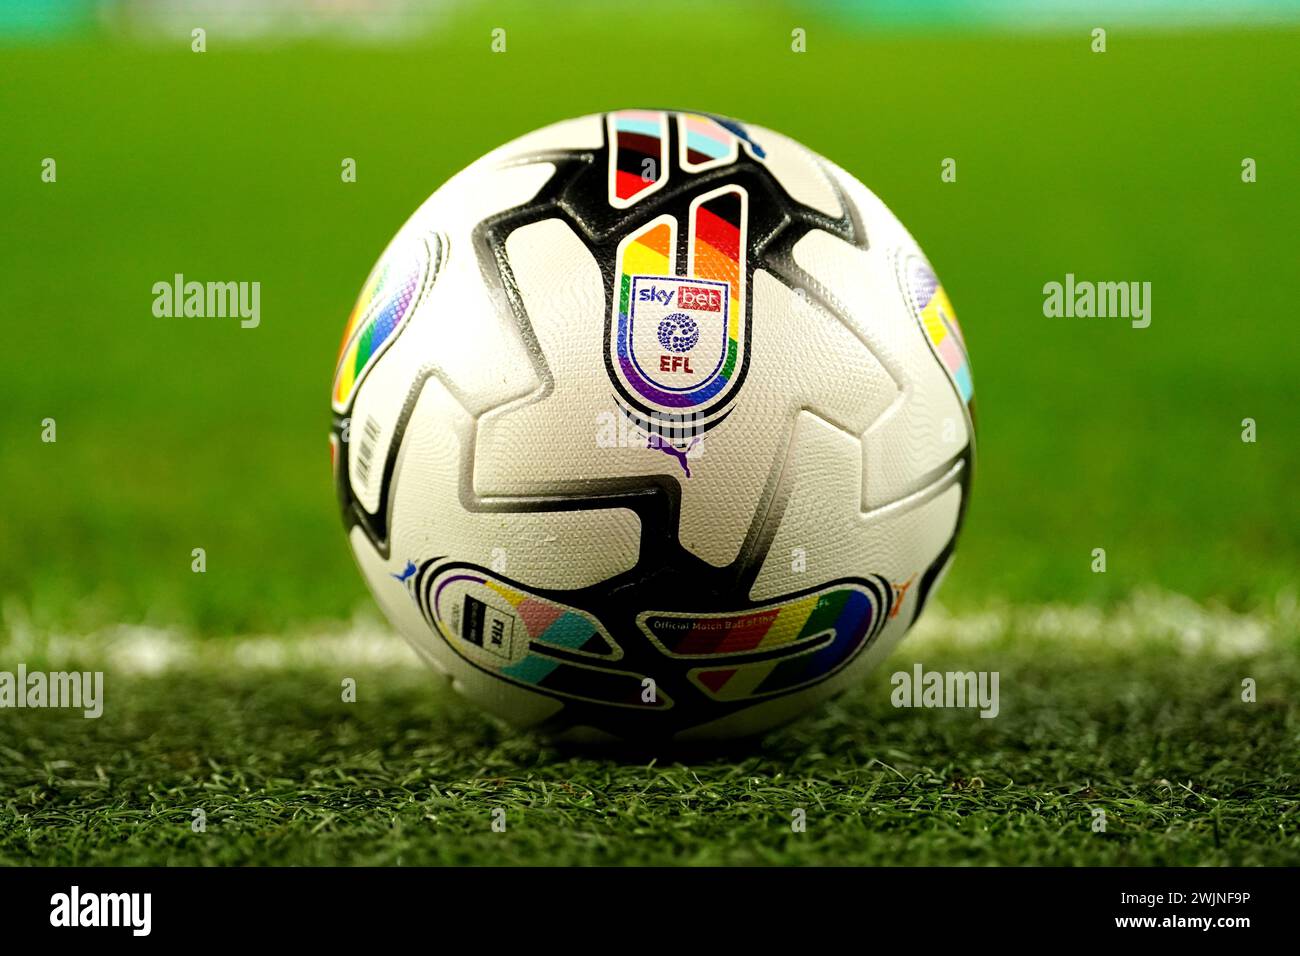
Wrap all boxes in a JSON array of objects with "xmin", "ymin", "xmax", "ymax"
[
  {"xmin": 639, "ymin": 581, "xmax": 889, "ymax": 702},
  {"xmin": 907, "ymin": 256, "xmax": 973, "ymax": 406},
  {"xmin": 332, "ymin": 236, "xmax": 431, "ymax": 410},
  {"xmin": 422, "ymin": 566, "xmax": 672, "ymax": 709}
]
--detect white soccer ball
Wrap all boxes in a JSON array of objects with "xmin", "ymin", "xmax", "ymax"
[{"xmin": 330, "ymin": 111, "xmax": 975, "ymax": 743}]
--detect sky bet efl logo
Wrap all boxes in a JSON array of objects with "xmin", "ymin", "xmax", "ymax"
[{"xmin": 628, "ymin": 275, "xmax": 729, "ymax": 391}]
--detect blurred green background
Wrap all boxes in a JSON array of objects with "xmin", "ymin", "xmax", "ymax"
[{"xmin": 2, "ymin": 0, "xmax": 1297, "ymax": 638}]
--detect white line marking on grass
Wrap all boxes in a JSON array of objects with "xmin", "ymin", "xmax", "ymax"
[
  {"xmin": 910, "ymin": 589, "xmax": 1295, "ymax": 657},
  {"xmin": 2, "ymin": 590, "xmax": 1294, "ymax": 674},
  {"xmin": 2, "ymin": 614, "xmax": 417, "ymax": 674}
]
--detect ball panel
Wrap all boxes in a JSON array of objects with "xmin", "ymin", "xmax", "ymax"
[
  {"xmin": 663, "ymin": 268, "xmax": 897, "ymax": 567},
  {"xmin": 792, "ymin": 229, "xmax": 971, "ymax": 510},
  {"xmin": 749, "ymin": 410, "xmax": 965, "ymax": 606},
  {"xmin": 390, "ymin": 375, "xmax": 643, "ymax": 591},
  {"xmin": 746, "ymin": 123, "xmax": 845, "ymax": 219}
]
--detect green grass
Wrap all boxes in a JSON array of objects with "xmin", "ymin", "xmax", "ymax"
[{"xmin": 2, "ymin": 605, "xmax": 1296, "ymax": 866}]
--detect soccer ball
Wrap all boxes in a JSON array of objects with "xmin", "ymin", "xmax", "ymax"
[{"xmin": 330, "ymin": 111, "xmax": 975, "ymax": 743}]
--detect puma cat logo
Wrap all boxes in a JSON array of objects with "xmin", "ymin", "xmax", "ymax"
[{"xmin": 649, "ymin": 436, "xmax": 700, "ymax": 478}]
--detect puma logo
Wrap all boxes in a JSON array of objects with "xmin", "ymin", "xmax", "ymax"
[
  {"xmin": 890, "ymin": 574, "xmax": 917, "ymax": 618},
  {"xmin": 648, "ymin": 435, "xmax": 700, "ymax": 478},
  {"xmin": 391, "ymin": 560, "xmax": 417, "ymax": 583}
]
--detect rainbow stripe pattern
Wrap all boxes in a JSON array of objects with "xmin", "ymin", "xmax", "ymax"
[
  {"xmin": 678, "ymin": 113, "xmax": 737, "ymax": 170},
  {"xmin": 332, "ymin": 236, "xmax": 430, "ymax": 409},
  {"xmin": 640, "ymin": 583, "xmax": 885, "ymax": 702},
  {"xmin": 608, "ymin": 110, "xmax": 668, "ymax": 207},
  {"xmin": 908, "ymin": 257, "xmax": 973, "ymax": 406},
  {"xmin": 689, "ymin": 188, "xmax": 744, "ymax": 364}
]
